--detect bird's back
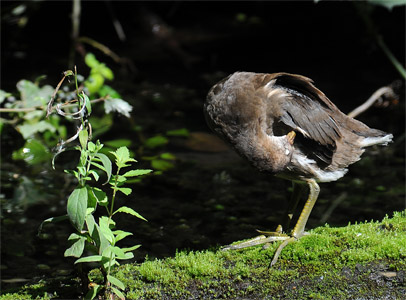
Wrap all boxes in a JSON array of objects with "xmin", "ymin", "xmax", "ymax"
[{"xmin": 205, "ymin": 72, "xmax": 393, "ymax": 183}]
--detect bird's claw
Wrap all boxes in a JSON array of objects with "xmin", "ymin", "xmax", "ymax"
[{"xmin": 256, "ymin": 228, "xmax": 287, "ymax": 237}]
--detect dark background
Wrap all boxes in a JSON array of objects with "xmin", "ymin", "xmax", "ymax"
[{"xmin": 1, "ymin": 0, "xmax": 405, "ymax": 292}]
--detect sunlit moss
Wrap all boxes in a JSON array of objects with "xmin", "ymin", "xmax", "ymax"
[{"xmin": 2, "ymin": 211, "xmax": 405, "ymax": 299}]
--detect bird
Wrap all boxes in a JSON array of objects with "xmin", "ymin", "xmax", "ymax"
[{"xmin": 204, "ymin": 72, "xmax": 393, "ymax": 266}]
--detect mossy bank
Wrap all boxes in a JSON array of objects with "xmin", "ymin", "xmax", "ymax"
[{"xmin": 2, "ymin": 211, "xmax": 405, "ymax": 299}]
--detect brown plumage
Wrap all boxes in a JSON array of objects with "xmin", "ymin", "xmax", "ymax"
[
  {"xmin": 204, "ymin": 71, "xmax": 392, "ymax": 265},
  {"xmin": 205, "ymin": 72, "xmax": 392, "ymax": 182}
]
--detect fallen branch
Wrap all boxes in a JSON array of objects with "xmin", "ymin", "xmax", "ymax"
[{"xmin": 348, "ymin": 85, "xmax": 396, "ymax": 118}]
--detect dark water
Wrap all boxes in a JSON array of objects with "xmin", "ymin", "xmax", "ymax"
[{"xmin": 1, "ymin": 1, "xmax": 405, "ymax": 294}]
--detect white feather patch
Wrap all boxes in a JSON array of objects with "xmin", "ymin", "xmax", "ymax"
[{"xmin": 359, "ymin": 134, "xmax": 393, "ymax": 147}]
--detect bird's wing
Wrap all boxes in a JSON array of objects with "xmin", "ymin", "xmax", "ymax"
[{"xmin": 263, "ymin": 73, "xmax": 342, "ymax": 166}]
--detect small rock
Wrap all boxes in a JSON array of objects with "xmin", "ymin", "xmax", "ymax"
[{"xmin": 379, "ymin": 271, "xmax": 397, "ymax": 279}]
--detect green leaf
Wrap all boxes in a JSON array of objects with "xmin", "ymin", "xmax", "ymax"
[
  {"xmin": 110, "ymin": 146, "xmax": 137, "ymax": 168},
  {"xmin": 115, "ymin": 175, "xmax": 127, "ymax": 183},
  {"xmin": 85, "ymin": 73, "xmax": 104, "ymax": 94},
  {"xmin": 86, "ymin": 214, "xmax": 96, "ymax": 237},
  {"xmin": 111, "ymin": 286, "xmax": 125, "ymax": 300},
  {"xmin": 79, "ymin": 129, "xmax": 89, "ymax": 150},
  {"xmin": 116, "ymin": 187, "xmax": 132, "ymax": 196},
  {"xmin": 104, "ymin": 139, "xmax": 132, "ymax": 148},
  {"xmin": 88, "ymin": 141, "xmax": 96, "ymax": 152},
  {"xmin": 94, "ymin": 222, "xmax": 110, "ymax": 254},
  {"xmin": 166, "ymin": 128, "xmax": 190, "ymax": 137},
  {"xmin": 12, "ymin": 139, "xmax": 53, "ymax": 165},
  {"xmin": 64, "ymin": 234, "xmax": 86, "ymax": 258},
  {"xmin": 84, "ymin": 284, "xmax": 102, "ymax": 300},
  {"xmin": 74, "ymin": 255, "xmax": 103, "ymax": 264},
  {"xmin": 90, "ymin": 161, "xmax": 105, "ymax": 172},
  {"xmin": 101, "ymin": 245, "xmax": 113, "ymax": 258},
  {"xmin": 67, "ymin": 186, "xmax": 88, "ymax": 231},
  {"xmin": 100, "ymin": 65, "xmax": 114, "ymax": 80},
  {"xmin": 93, "ymin": 153, "xmax": 112, "ymax": 184},
  {"xmin": 113, "ymin": 230, "xmax": 133, "ymax": 243},
  {"xmin": 111, "ymin": 246, "xmax": 127, "ymax": 259},
  {"xmin": 83, "ymin": 93, "xmax": 92, "ymax": 116},
  {"xmin": 124, "ymin": 252, "xmax": 134, "ymax": 259},
  {"xmin": 151, "ymin": 159, "xmax": 174, "ymax": 171},
  {"xmin": 99, "ymin": 216, "xmax": 115, "ymax": 244},
  {"xmin": 78, "ymin": 166, "xmax": 87, "ymax": 177},
  {"xmin": 38, "ymin": 215, "xmax": 68, "ymax": 235},
  {"xmin": 88, "ymin": 114, "xmax": 113, "ymax": 137},
  {"xmin": 98, "ymin": 84, "xmax": 121, "ymax": 98},
  {"xmin": 84, "ymin": 53, "xmax": 100, "ymax": 69},
  {"xmin": 107, "ymin": 275, "xmax": 125, "ymax": 290},
  {"xmin": 89, "ymin": 187, "xmax": 108, "ymax": 206},
  {"xmin": 0, "ymin": 90, "xmax": 10, "ymax": 104},
  {"xmin": 17, "ymin": 121, "xmax": 56, "ymax": 139},
  {"xmin": 17, "ymin": 79, "xmax": 54, "ymax": 107},
  {"xmin": 86, "ymin": 186, "xmax": 97, "ymax": 214},
  {"xmin": 144, "ymin": 135, "xmax": 168, "ymax": 149},
  {"xmin": 101, "ymin": 246, "xmax": 120, "ymax": 269},
  {"xmin": 89, "ymin": 170, "xmax": 99, "ymax": 181},
  {"xmin": 103, "ymin": 259, "xmax": 119, "ymax": 269},
  {"xmin": 79, "ymin": 150, "xmax": 88, "ymax": 167},
  {"xmin": 160, "ymin": 152, "xmax": 176, "ymax": 160},
  {"xmin": 123, "ymin": 169, "xmax": 152, "ymax": 177},
  {"xmin": 121, "ymin": 244, "xmax": 141, "ymax": 253},
  {"xmin": 114, "ymin": 206, "xmax": 147, "ymax": 221}
]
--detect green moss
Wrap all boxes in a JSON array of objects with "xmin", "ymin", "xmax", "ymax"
[
  {"xmin": 138, "ymin": 259, "xmax": 176, "ymax": 283},
  {"xmin": 169, "ymin": 250, "xmax": 224, "ymax": 278},
  {"xmin": 2, "ymin": 211, "xmax": 405, "ymax": 299},
  {"xmin": 0, "ymin": 281, "xmax": 55, "ymax": 300}
]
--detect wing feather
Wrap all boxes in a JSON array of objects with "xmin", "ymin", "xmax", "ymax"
[{"xmin": 264, "ymin": 73, "xmax": 342, "ymax": 167}]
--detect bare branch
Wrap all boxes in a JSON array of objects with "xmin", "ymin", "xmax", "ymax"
[{"xmin": 348, "ymin": 86, "xmax": 395, "ymax": 118}]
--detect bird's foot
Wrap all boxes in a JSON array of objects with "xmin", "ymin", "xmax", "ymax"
[
  {"xmin": 222, "ymin": 228, "xmax": 309, "ymax": 266},
  {"xmin": 221, "ymin": 234, "xmax": 291, "ymax": 251},
  {"xmin": 256, "ymin": 224, "xmax": 284, "ymax": 236},
  {"xmin": 222, "ymin": 225, "xmax": 290, "ymax": 251}
]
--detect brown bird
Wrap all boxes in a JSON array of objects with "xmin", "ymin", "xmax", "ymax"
[{"xmin": 204, "ymin": 72, "xmax": 392, "ymax": 266}]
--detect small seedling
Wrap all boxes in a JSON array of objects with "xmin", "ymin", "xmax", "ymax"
[{"xmin": 41, "ymin": 68, "xmax": 151, "ymax": 299}]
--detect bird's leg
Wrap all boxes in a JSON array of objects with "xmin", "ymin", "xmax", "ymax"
[
  {"xmin": 223, "ymin": 179, "xmax": 301, "ymax": 250},
  {"xmin": 269, "ymin": 178, "xmax": 320, "ymax": 266},
  {"xmin": 282, "ymin": 181, "xmax": 307, "ymax": 231},
  {"xmin": 222, "ymin": 179, "xmax": 320, "ymax": 268},
  {"xmin": 257, "ymin": 181, "xmax": 307, "ymax": 236},
  {"xmin": 257, "ymin": 131, "xmax": 301, "ymax": 235}
]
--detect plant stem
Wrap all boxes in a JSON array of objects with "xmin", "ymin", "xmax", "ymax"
[
  {"xmin": 109, "ymin": 167, "xmax": 121, "ymax": 218},
  {"xmin": 376, "ymin": 35, "xmax": 406, "ymax": 79},
  {"xmin": 0, "ymin": 97, "xmax": 107, "ymax": 113},
  {"xmin": 69, "ymin": 0, "xmax": 81, "ymax": 68},
  {"xmin": 355, "ymin": 2, "xmax": 406, "ymax": 79}
]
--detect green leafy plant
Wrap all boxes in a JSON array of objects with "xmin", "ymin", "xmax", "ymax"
[
  {"xmin": 40, "ymin": 69, "xmax": 152, "ymax": 299},
  {"xmin": 0, "ymin": 53, "xmax": 133, "ymax": 166}
]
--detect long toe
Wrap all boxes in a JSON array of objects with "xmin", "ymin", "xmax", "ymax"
[{"xmin": 222, "ymin": 235, "xmax": 290, "ymax": 251}]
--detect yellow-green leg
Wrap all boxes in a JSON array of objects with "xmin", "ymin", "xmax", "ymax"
[
  {"xmin": 282, "ymin": 181, "xmax": 307, "ymax": 231},
  {"xmin": 270, "ymin": 178, "xmax": 320, "ymax": 266},
  {"xmin": 256, "ymin": 181, "xmax": 306, "ymax": 242},
  {"xmin": 222, "ymin": 179, "xmax": 320, "ymax": 267}
]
